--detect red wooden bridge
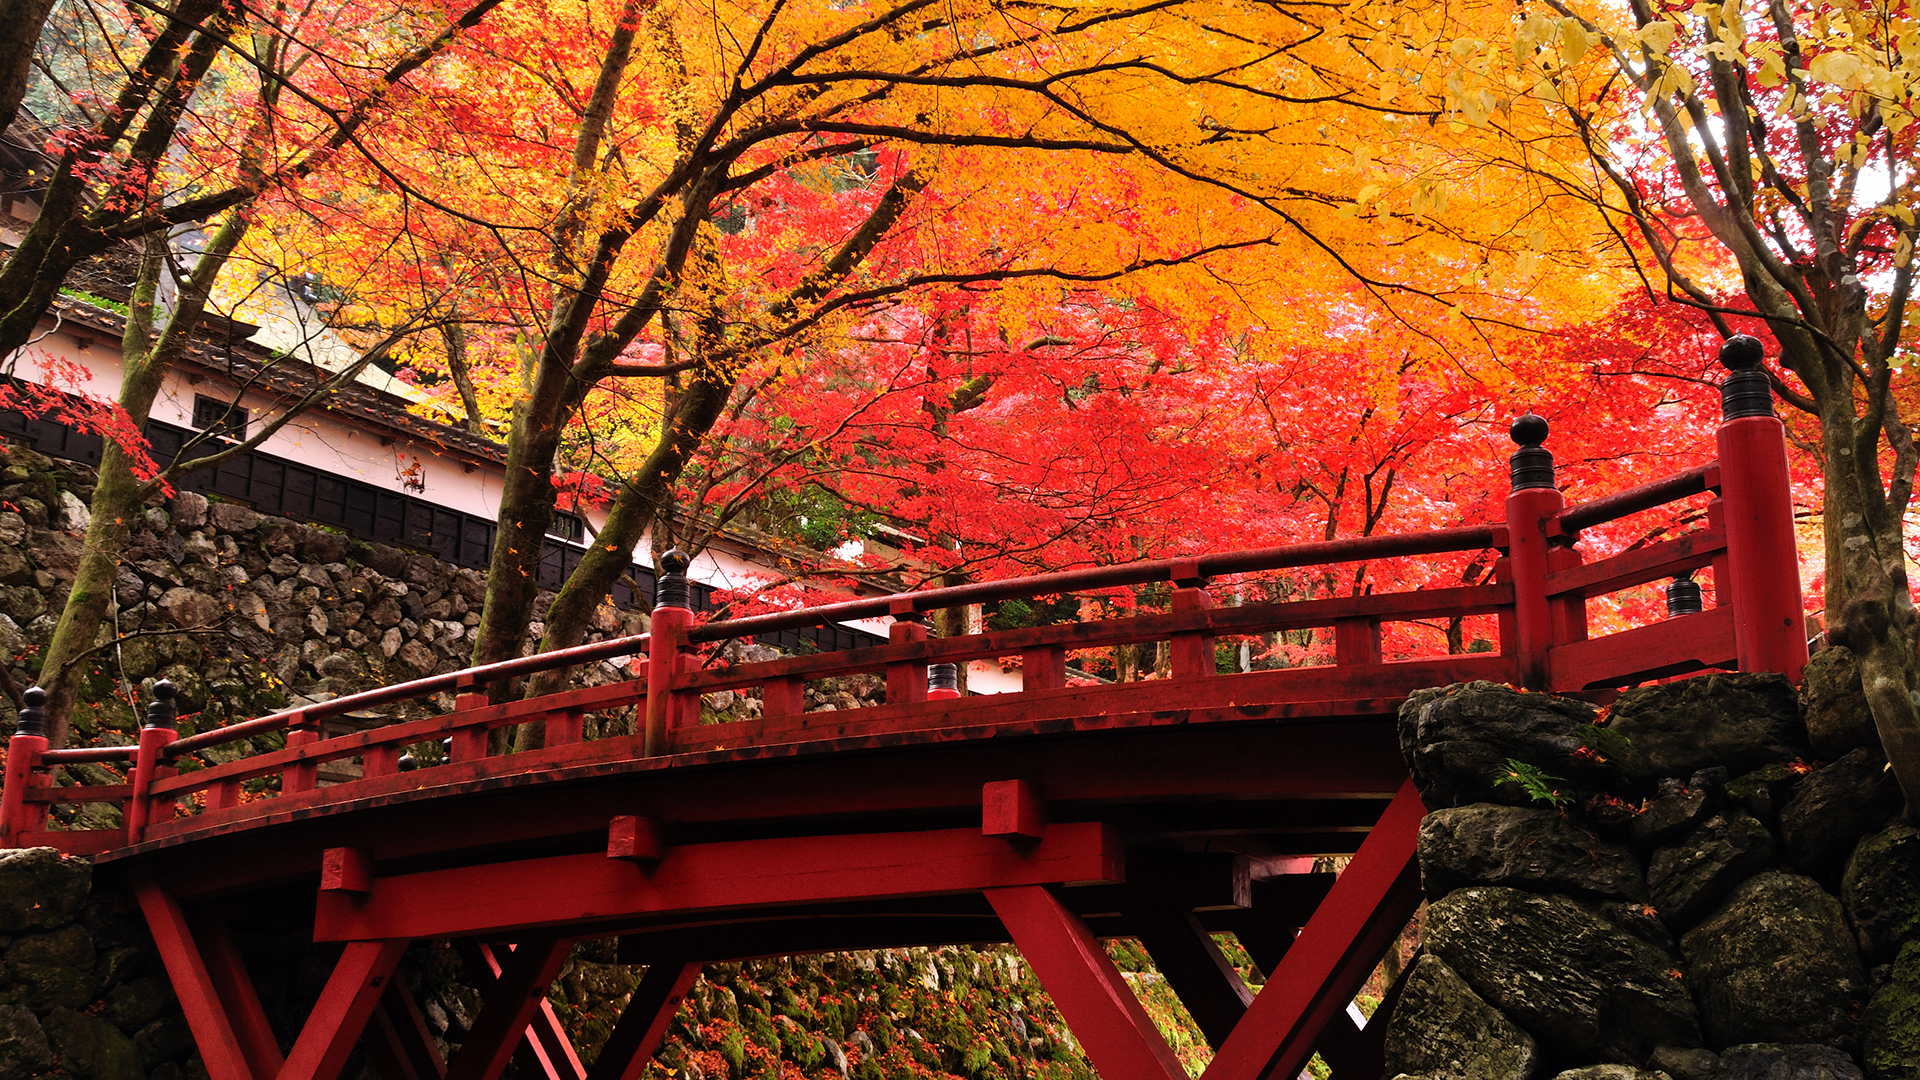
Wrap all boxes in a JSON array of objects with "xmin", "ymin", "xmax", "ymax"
[{"xmin": 1, "ymin": 344, "xmax": 1810, "ymax": 1080}]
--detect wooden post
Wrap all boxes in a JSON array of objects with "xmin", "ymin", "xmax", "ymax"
[
  {"xmin": 284, "ymin": 713, "xmax": 320, "ymax": 795},
  {"xmin": 1171, "ymin": 560, "xmax": 1216, "ymax": 680},
  {"xmin": 888, "ymin": 600, "xmax": 929, "ymax": 705},
  {"xmin": 127, "ymin": 680, "xmax": 179, "ymax": 843},
  {"xmin": 644, "ymin": 550, "xmax": 694, "ymax": 757},
  {"xmin": 1714, "ymin": 336, "xmax": 1809, "ymax": 681},
  {"xmin": 1504, "ymin": 415, "xmax": 1564, "ymax": 691},
  {"xmin": 0, "ymin": 687, "xmax": 49, "ymax": 848}
]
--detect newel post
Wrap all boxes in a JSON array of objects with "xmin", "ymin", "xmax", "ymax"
[
  {"xmin": 1504, "ymin": 415, "xmax": 1565, "ymax": 690},
  {"xmin": 1, "ymin": 687, "xmax": 50, "ymax": 847},
  {"xmin": 126, "ymin": 680, "xmax": 178, "ymax": 843},
  {"xmin": 1714, "ymin": 336, "xmax": 1809, "ymax": 682},
  {"xmin": 643, "ymin": 550, "xmax": 694, "ymax": 757}
]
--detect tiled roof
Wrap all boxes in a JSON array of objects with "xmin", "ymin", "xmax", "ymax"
[{"xmin": 45, "ymin": 296, "xmax": 508, "ymax": 465}]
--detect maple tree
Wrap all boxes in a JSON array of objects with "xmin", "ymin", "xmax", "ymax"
[
  {"xmin": 1393, "ymin": 0, "xmax": 1920, "ymax": 813},
  {"xmin": 251, "ymin": 0, "xmax": 1664, "ymax": 740},
  {"xmin": 2, "ymin": 0, "xmax": 498, "ymax": 745}
]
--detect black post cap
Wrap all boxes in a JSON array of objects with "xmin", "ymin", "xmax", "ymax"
[
  {"xmin": 928, "ymin": 663, "xmax": 959, "ymax": 693},
  {"xmin": 655, "ymin": 548, "xmax": 692, "ymax": 611},
  {"xmin": 397, "ymin": 752, "xmax": 418, "ymax": 772},
  {"xmin": 1667, "ymin": 573, "xmax": 1704, "ymax": 617},
  {"xmin": 16, "ymin": 686, "xmax": 46, "ymax": 738},
  {"xmin": 144, "ymin": 680, "xmax": 177, "ymax": 730},
  {"xmin": 1509, "ymin": 413, "xmax": 1556, "ymax": 491},
  {"xmin": 1719, "ymin": 335, "xmax": 1775, "ymax": 420}
]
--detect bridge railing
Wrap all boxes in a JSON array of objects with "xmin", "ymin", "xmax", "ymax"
[{"xmin": 0, "ymin": 338, "xmax": 1809, "ymax": 853}]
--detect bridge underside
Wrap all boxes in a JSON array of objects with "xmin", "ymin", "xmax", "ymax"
[{"xmin": 102, "ymin": 717, "xmax": 1422, "ymax": 1080}]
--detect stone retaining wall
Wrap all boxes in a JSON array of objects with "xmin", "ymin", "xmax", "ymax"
[{"xmin": 1387, "ymin": 660, "xmax": 1920, "ymax": 1080}]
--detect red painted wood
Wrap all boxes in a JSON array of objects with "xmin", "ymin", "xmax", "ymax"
[
  {"xmin": 1549, "ymin": 543, "xmax": 1588, "ymax": 647},
  {"xmin": 608, "ymin": 816, "xmax": 666, "ymax": 862},
  {"xmin": 445, "ymin": 939, "xmax": 574, "ymax": 1080},
  {"xmin": 1133, "ymin": 907, "xmax": 1252, "ymax": 1048},
  {"xmin": 315, "ymin": 823, "xmax": 1122, "ymax": 942},
  {"xmin": 322, "ymin": 848, "xmax": 374, "ymax": 895},
  {"xmin": 982, "ymin": 780, "xmax": 1045, "ymax": 839},
  {"xmin": 679, "ymin": 586, "xmax": 1514, "ymax": 696},
  {"xmin": 127, "ymin": 724, "xmax": 180, "ymax": 843},
  {"xmin": 130, "ymin": 867, "xmax": 258, "ymax": 1080},
  {"xmin": 1504, "ymin": 485, "xmax": 1565, "ymax": 691},
  {"xmin": 363, "ymin": 744, "xmax": 400, "ymax": 780},
  {"xmin": 763, "ymin": 676, "xmax": 804, "ymax": 718},
  {"xmin": 1550, "ymin": 603, "xmax": 1737, "ymax": 692},
  {"xmin": 887, "ymin": 614, "xmax": 929, "ymax": 705},
  {"xmin": 280, "ymin": 939, "xmax": 410, "ymax": 1080},
  {"xmin": 1332, "ymin": 618, "xmax": 1380, "ymax": 667},
  {"xmin": 1171, "ymin": 586, "xmax": 1216, "ymax": 680},
  {"xmin": 464, "ymin": 943, "xmax": 587, "ymax": 1080},
  {"xmin": 1545, "ymin": 528, "xmax": 1725, "ymax": 599},
  {"xmin": 583, "ymin": 958, "xmax": 702, "ymax": 1080},
  {"xmin": 1200, "ymin": 781, "xmax": 1423, "ymax": 1080},
  {"xmin": 1717, "ymin": 414, "xmax": 1809, "ymax": 680},
  {"xmin": 285, "ymin": 724, "xmax": 320, "ymax": 794},
  {"xmin": 195, "ymin": 915, "xmax": 286, "ymax": 1080},
  {"xmin": 645, "ymin": 607, "xmax": 693, "ymax": 756},
  {"xmin": 1022, "ymin": 645, "xmax": 1065, "ymax": 690},
  {"xmin": 546, "ymin": 708, "xmax": 585, "ymax": 748},
  {"xmin": 365, "ymin": 981, "xmax": 447, "ymax": 1080},
  {"xmin": 986, "ymin": 885, "xmax": 1186, "ymax": 1080},
  {"xmin": 0, "ymin": 733, "xmax": 46, "ymax": 848},
  {"xmin": 451, "ymin": 725, "xmax": 487, "ymax": 766}
]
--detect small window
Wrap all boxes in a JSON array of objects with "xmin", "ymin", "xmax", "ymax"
[
  {"xmin": 548, "ymin": 511, "xmax": 585, "ymax": 543},
  {"xmin": 192, "ymin": 395, "xmax": 248, "ymax": 440}
]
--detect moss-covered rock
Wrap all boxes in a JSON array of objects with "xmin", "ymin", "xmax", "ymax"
[{"xmin": 1863, "ymin": 941, "xmax": 1920, "ymax": 1080}]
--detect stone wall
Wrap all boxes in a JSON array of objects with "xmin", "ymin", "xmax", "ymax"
[
  {"xmin": 0, "ymin": 848, "xmax": 202, "ymax": 1080},
  {"xmin": 1388, "ymin": 661, "xmax": 1920, "ymax": 1080}
]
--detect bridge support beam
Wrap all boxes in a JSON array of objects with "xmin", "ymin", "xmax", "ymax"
[
  {"xmin": 365, "ymin": 981, "xmax": 448, "ymax": 1080},
  {"xmin": 584, "ymin": 957, "xmax": 703, "ymax": 1080},
  {"xmin": 458, "ymin": 943, "xmax": 588, "ymax": 1080},
  {"xmin": 283, "ymin": 939, "xmax": 411, "ymax": 1080},
  {"xmin": 1132, "ymin": 907, "xmax": 1252, "ymax": 1049},
  {"xmin": 1199, "ymin": 780, "xmax": 1423, "ymax": 1080},
  {"xmin": 445, "ymin": 938, "xmax": 575, "ymax": 1080},
  {"xmin": 987, "ymin": 885, "xmax": 1188, "ymax": 1080},
  {"xmin": 131, "ymin": 868, "xmax": 267, "ymax": 1080}
]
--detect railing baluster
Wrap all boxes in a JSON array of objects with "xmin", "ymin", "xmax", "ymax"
[
  {"xmin": 1022, "ymin": 646, "xmax": 1066, "ymax": 691},
  {"xmin": 545, "ymin": 707, "xmax": 585, "ymax": 747},
  {"xmin": 645, "ymin": 550, "xmax": 694, "ymax": 756},
  {"xmin": 127, "ymin": 681, "xmax": 179, "ymax": 843},
  {"xmin": 0, "ymin": 687, "xmax": 50, "ymax": 847},
  {"xmin": 1714, "ymin": 337, "xmax": 1809, "ymax": 680},
  {"xmin": 283, "ymin": 713, "xmax": 319, "ymax": 794},
  {"xmin": 1504, "ymin": 415, "xmax": 1564, "ymax": 690},
  {"xmin": 1332, "ymin": 618, "xmax": 1381, "ymax": 666},
  {"xmin": 1170, "ymin": 561, "xmax": 1215, "ymax": 680},
  {"xmin": 362, "ymin": 743, "xmax": 400, "ymax": 779},
  {"xmin": 887, "ymin": 601, "xmax": 929, "ymax": 704}
]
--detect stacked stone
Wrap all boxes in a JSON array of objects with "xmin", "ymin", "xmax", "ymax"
[
  {"xmin": 1387, "ymin": 665, "xmax": 1920, "ymax": 1080},
  {"xmin": 0, "ymin": 442, "xmax": 649, "ymax": 751},
  {"xmin": 0, "ymin": 849, "xmax": 202, "ymax": 1080}
]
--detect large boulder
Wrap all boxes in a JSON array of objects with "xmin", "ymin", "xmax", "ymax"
[
  {"xmin": 1717, "ymin": 1044, "xmax": 1865, "ymax": 1080},
  {"xmin": 1633, "ymin": 774, "xmax": 1721, "ymax": 849},
  {"xmin": 1399, "ymin": 682, "xmax": 1613, "ymax": 809},
  {"xmin": 2, "ymin": 924, "xmax": 96, "ymax": 1009},
  {"xmin": 0, "ymin": 1005, "xmax": 55, "ymax": 1080},
  {"xmin": 1679, "ymin": 872, "xmax": 1866, "ymax": 1052},
  {"xmin": 1606, "ymin": 674, "xmax": 1809, "ymax": 782},
  {"xmin": 1647, "ymin": 812, "xmax": 1776, "ymax": 931},
  {"xmin": 1842, "ymin": 824, "xmax": 1920, "ymax": 966},
  {"xmin": 1424, "ymin": 886, "xmax": 1700, "ymax": 1065},
  {"xmin": 1548, "ymin": 1069, "xmax": 1668, "ymax": 1080},
  {"xmin": 1780, "ymin": 748, "xmax": 1902, "ymax": 884},
  {"xmin": 1419, "ymin": 803, "xmax": 1646, "ymax": 901},
  {"xmin": 40, "ymin": 1008, "xmax": 143, "ymax": 1080},
  {"xmin": 1383, "ymin": 955, "xmax": 1538, "ymax": 1080},
  {"xmin": 0, "ymin": 848, "xmax": 91, "ymax": 932},
  {"xmin": 1801, "ymin": 648, "xmax": 1880, "ymax": 758}
]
